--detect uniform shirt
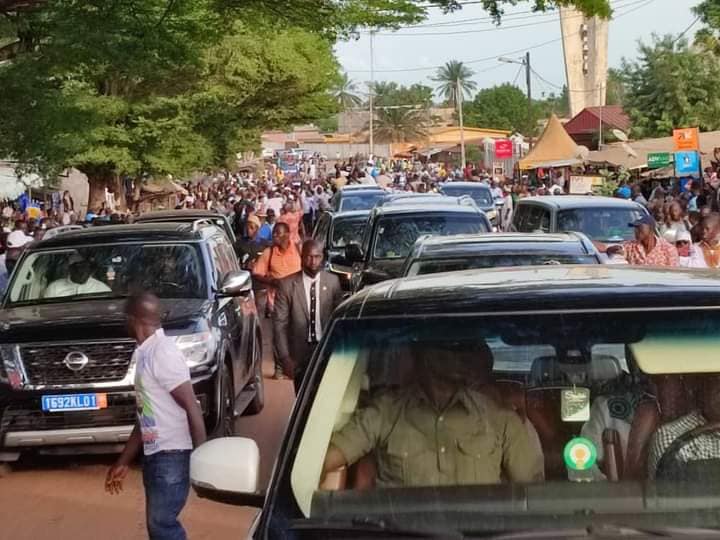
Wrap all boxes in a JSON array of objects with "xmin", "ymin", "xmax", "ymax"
[
  {"xmin": 133, "ymin": 328, "xmax": 193, "ymax": 456},
  {"xmin": 43, "ymin": 277, "xmax": 111, "ymax": 298},
  {"xmin": 647, "ymin": 410, "xmax": 720, "ymax": 479},
  {"xmin": 331, "ymin": 388, "xmax": 543, "ymax": 487},
  {"xmin": 623, "ymin": 237, "xmax": 679, "ymax": 267}
]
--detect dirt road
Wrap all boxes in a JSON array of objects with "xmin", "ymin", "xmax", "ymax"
[{"xmin": 0, "ymin": 352, "xmax": 295, "ymax": 540}]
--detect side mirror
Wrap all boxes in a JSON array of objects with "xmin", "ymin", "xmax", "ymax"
[
  {"xmin": 344, "ymin": 243, "xmax": 364, "ymax": 264},
  {"xmin": 327, "ymin": 248, "xmax": 347, "ymax": 266},
  {"xmin": 218, "ymin": 270, "xmax": 252, "ymax": 297},
  {"xmin": 190, "ymin": 437, "xmax": 264, "ymax": 507}
]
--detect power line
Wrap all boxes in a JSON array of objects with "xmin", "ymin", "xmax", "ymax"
[
  {"xmin": 345, "ymin": 0, "xmax": 657, "ymax": 74},
  {"xmin": 671, "ymin": 14, "xmax": 701, "ymax": 44},
  {"xmin": 511, "ymin": 64, "xmax": 524, "ymax": 86}
]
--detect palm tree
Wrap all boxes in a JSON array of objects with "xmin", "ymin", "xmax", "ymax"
[
  {"xmin": 332, "ymin": 73, "xmax": 363, "ymax": 110},
  {"xmin": 373, "ymin": 107, "xmax": 428, "ymax": 144},
  {"xmin": 432, "ymin": 60, "xmax": 477, "ymax": 108}
]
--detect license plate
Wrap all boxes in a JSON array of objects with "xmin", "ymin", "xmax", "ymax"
[{"xmin": 41, "ymin": 393, "xmax": 108, "ymax": 412}]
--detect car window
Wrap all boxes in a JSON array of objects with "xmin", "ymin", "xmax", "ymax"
[
  {"xmin": 373, "ymin": 215, "xmax": 489, "ymax": 259},
  {"xmin": 339, "ymin": 192, "xmax": 385, "ymax": 211},
  {"xmin": 512, "ymin": 204, "xmax": 530, "ymax": 232},
  {"xmin": 407, "ymin": 253, "xmax": 599, "ymax": 276},
  {"xmin": 557, "ymin": 207, "xmax": 646, "ymax": 243},
  {"xmin": 441, "ymin": 185, "xmax": 493, "ymax": 206},
  {"xmin": 209, "ymin": 236, "xmax": 236, "ymax": 284},
  {"xmin": 7, "ymin": 243, "xmax": 206, "ymax": 305},
  {"xmin": 290, "ymin": 310, "xmax": 717, "ymax": 520},
  {"xmin": 313, "ymin": 214, "xmax": 331, "ymax": 244},
  {"xmin": 331, "ymin": 217, "xmax": 366, "ymax": 248}
]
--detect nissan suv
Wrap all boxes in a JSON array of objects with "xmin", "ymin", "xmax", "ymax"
[{"xmin": 0, "ymin": 222, "xmax": 263, "ymax": 464}]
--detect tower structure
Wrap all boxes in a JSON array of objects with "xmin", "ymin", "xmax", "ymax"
[{"xmin": 559, "ymin": 7, "xmax": 609, "ymax": 118}]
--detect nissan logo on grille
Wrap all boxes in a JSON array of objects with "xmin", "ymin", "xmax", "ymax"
[{"xmin": 63, "ymin": 351, "xmax": 89, "ymax": 372}]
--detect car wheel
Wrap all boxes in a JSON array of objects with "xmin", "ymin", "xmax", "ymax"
[
  {"xmin": 212, "ymin": 362, "xmax": 235, "ymax": 438},
  {"xmin": 244, "ymin": 337, "xmax": 265, "ymax": 416}
]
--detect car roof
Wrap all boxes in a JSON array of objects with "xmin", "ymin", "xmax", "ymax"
[
  {"xmin": 330, "ymin": 210, "xmax": 371, "ymax": 220},
  {"xmin": 410, "ymin": 233, "xmax": 592, "ymax": 259},
  {"xmin": 339, "ymin": 184, "xmax": 385, "ymax": 192},
  {"xmin": 371, "ymin": 202, "xmax": 483, "ymax": 217},
  {"xmin": 32, "ymin": 223, "xmax": 217, "ymax": 249},
  {"xmin": 440, "ymin": 182, "xmax": 492, "ymax": 190},
  {"xmin": 336, "ymin": 266, "xmax": 720, "ymax": 318},
  {"xmin": 517, "ymin": 196, "xmax": 642, "ymax": 210},
  {"xmin": 134, "ymin": 210, "xmax": 227, "ymax": 221}
]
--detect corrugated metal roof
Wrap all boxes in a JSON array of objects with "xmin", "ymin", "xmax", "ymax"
[{"xmin": 563, "ymin": 106, "xmax": 631, "ymax": 135}]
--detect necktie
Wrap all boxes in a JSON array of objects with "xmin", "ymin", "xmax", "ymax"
[{"xmin": 309, "ymin": 280, "xmax": 318, "ymax": 343}]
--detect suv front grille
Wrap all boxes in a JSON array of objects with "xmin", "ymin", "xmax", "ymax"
[
  {"xmin": 1, "ymin": 394, "xmax": 136, "ymax": 431},
  {"xmin": 20, "ymin": 341, "xmax": 135, "ymax": 385}
]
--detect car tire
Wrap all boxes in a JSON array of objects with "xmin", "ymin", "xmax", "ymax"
[
  {"xmin": 244, "ymin": 337, "xmax": 265, "ymax": 416},
  {"xmin": 212, "ymin": 361, "xmax": 235, "ymax": 438}
]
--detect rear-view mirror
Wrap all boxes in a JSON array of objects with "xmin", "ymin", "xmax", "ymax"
[
  {"xmin": 218, "ymin": 270, "xmax": 252, "ymax": 297},
  {"xmin": 190, "ymin": 437, "xmax": 265, "ymax": 507},
  {"xmin": 344, "ymin": 243, "xmax": 363, "ymax": 264}
]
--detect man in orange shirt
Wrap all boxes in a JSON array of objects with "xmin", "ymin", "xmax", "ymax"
[
  {"xmin": 252, "ymin": 222, "xmax": 301, "ymax": 378},
  {"xmin": 277, "ymin": 200, "xmax": 305, "ymax": 246}
]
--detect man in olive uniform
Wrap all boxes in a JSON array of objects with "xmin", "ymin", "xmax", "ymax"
[{"xmin": 321, "ymin": 341, "xmax": 544, "ymax": 487}]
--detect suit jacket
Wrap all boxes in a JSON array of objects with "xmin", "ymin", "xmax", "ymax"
[{"xmin": 273, "ymin": 270, "xmax": 343, "ymax": 365}]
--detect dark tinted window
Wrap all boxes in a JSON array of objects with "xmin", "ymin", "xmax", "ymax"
[
  {"xmin": 373, "ymin": 215, "xmax": 489, "ymax": 259},
  {"xmin": 441, "ymin": 185, "xmax": 493, "ymax": 206},
  {"xmin": 331, "ymin": 217, "xmax": 367, "ymax": 248},
  {"xmin": 339, "ymin": 192, "xmax": 386, "ymax": 211},
  {"xmin": 409, "ymin": 253, "xmax": 598, "ymax": 276},
  {"xmin": 558, "ymin": 207, "xmax": 646, "ymax": 242}
]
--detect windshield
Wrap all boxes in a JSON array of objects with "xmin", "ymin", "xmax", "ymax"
[
  {"xmin": 373, "ymin": 215, "xmax": 489, "ymax": 259},
  {"xmin": 6, "ymin": 243, "xmax": 206, "ymax": 306},
  {"xmin": 289, "ymin": 310, "xmax": 720, "ymax": 531},
  {"xmin": 407, "ymin": 253, "xmax": 598, "ymax": 276},
  {"xmin": 557, "ymin": 208, "xmax": 646, "ymax": 243},
  {"xmin": 331, "ymin": 217, "xmax": 367, "ymax": 248},
  {"xmin": 339, "ymin": 192, "xmax": 386, "ymax": 211},
  {"xmin": 441, "ymin": 185, "xmax": 494, "ymax": 207}
]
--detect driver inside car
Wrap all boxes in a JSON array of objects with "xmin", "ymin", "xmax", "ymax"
[
  {"xmin": 647, "ymin": 373, "xmax": 720, "ymax": 479},
  {"xmin": 321, "ymin": 340, "xmax": 544, "ymax": 488},
  {"xmin": 43, "ymin": 253, "xmax": 111, "ymax": 298}
]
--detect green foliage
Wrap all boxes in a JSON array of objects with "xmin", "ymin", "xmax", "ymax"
[
  {"xmin": 316, "ymin": 116, "xmax": 340, "ymax": 133},
  {"xmin": 373, "ymin": 107, "xmax": 429, "ymax": 143},
  {"xmin": 620, "ymin": 35, "xmax": 720, "ymax": 138},
  {"xmin": 536, "ymin": 86, "xmax": 569, "ymax": 118},
  {"xmin": 371, "ymin": 81, "xmax": 434, "ymax": 108},
  {"xmin": 693, "ymin": 0, "xmax": 720, "ymax": 55},
  {"xmin": 433, "ymin": 60, "xmax": 477, "ymax": 107},
  {"xmin": 333, "ymin": 73, "xmax": 363, "ymax": 110},
  {"xmin": 605, "ymin": 68, "xmax": 625, "ymax": 107},
  {"xmin": 464, "ymin": 83, "xmax": 540, "ymax": 135}
]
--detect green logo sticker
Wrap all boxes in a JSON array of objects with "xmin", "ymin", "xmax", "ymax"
[{"xmin": 563, "ymin": 437, "xmax": 597, "ymax": 471}]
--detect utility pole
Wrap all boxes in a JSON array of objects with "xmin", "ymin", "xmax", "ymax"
[
  {"xmin": 525, "ymin": 51, "xmax": 533, "ymax": 150},
  {"xmin": 368, "ymin": 30, "xmax": 375, "ymax": 159},
  {"xmin": 457, "ymin": 78, "xmax": 466, "ymax": 170},
  {"xmin": 598, "ymin": 83, "xmax": 604, "ymax": 150}
]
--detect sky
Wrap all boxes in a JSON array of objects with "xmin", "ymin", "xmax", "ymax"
[{"xmin": 334, "ymin": 0, "xmax": 698, "ymax": 100}]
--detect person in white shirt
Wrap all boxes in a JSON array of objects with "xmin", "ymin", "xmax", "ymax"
[
  {"xmin": 106, "ymin": 293, "xmax": 206, "ymax": 539},
  {"xmin": 43, "ymin": 253, "xmax": 112, "ymax": 298}
]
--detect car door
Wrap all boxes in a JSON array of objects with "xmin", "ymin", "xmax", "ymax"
[
  {"xmin": 512, "ymin": 203, "xmax": 530, "ymax": 232},
  {"xmin": 209, "ymin": 234, "xmax": 253, "ymax": 394}
]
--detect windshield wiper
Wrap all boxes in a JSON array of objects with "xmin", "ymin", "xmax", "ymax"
[{"xmin": 289, "ymin": 517, "xmax": 465, "ymax": 539}]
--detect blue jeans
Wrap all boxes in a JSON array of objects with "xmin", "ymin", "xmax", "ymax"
[{"xmin": 142, "ymin": 450, "xmax": 191, "ymax": 540}]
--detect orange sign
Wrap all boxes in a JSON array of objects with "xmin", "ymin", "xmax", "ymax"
[{"xmin": 673, "ymin": 127, "xmax": 699, "ymax": 151}]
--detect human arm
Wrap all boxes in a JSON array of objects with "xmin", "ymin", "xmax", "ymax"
[
  {"xmin": 171, "ymin": 381, "xmax": 207, "ymax": 448},
  {"xmin": 105, "ymin": 422, "xmax": 142, "ymax": 494},
  {"xmin": 252, "ymin": 247, "xmax": 279, "ymax": 287}
]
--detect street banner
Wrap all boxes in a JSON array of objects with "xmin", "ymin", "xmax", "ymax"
[
  {"xmin": 673, "ymin": 127, "xmax": 699, "ymax": 151},
  {"xmin": 647, "ymin": 152, "xmax": 672, "ymax": 169},
  {"xmin": 495, "ymin": 139, "xmax": 513, "ymax": 159},
  {"xmin": 569, "ymin": 175, "xmax": 602, "ymax": 194},
  {"xmin": 674, "ymin": 150, "xmax": 700, "ymax": 177}
]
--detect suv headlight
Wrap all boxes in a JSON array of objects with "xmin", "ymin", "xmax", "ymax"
[
  {"xmin": 174, "ymin": 332, "xmax": 215, "ymax": 369},
  {"xmin": 0, "ymin": 345, "xmax": 23, "ymax": 388}
]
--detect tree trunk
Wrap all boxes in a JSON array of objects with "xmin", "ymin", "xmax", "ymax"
[
  {"xmin": 84, "ymin": 169, "xmax": 128, "ymax": 214},
  {"xmin": 87, "ymin": 177, "xmax": 108, "ymax": 215}
]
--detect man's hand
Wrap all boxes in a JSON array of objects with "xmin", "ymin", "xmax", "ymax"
[{"xmin": 105, "ymin": 463, "xmax": 129, "ymax": 495}]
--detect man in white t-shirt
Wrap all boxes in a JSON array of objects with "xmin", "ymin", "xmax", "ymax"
[
  {"xmin": 43, "ymin": 253, "xmax": 112, "ymax": 298},
  {"xmin": 106, "ymin": 293, "xmax": 206, "ymax": 540}
]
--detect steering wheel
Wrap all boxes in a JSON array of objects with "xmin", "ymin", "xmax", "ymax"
[{"xmin": 655, "ymin": 423, "xmax": 720, "ymax": 480}]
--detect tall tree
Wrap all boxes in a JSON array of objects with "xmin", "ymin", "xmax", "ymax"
[
  {"xmin": 605, "ymin": 67, "xmax": 626, "ymax": 107},
  {"xmin": 333, "ymin": 73, "xmax": 363, "ymax": 110},
  {"xmin": 432, "ymin": 60, "xmax": 477, "ymax": 108},
  {"xmin": 373, "ymin": 107, "xmax": 429, "ymax": 143},
  {"xmin": 464, "ymin": 83, "xmax": 540, "ymax": 135},
  {"xmin": 620, "ymin": 35, "xmax": 720, "ymax": 138},
  {"xmin": 371, "ymin": 81, "xmax": 434, "ymax": 108},
  {"xmin": 693, "ymin": 0, "xmax": 720, "ymax": 55}
]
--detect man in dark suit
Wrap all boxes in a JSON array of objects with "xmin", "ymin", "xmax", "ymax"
[{"xmin": 273, "ymin": 239, "xmax": 344, "ymax": 393}]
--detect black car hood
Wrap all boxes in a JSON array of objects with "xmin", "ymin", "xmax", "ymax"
[
  {"xmin": 371, "ymin": 259, "xmax": 406, "ymax": 279},
  {"xmin": 0, "ymin": 298, "xmax": 212, "ymax": 343}
]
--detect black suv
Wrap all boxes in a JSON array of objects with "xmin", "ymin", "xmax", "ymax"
[
  {"xmin": 344, "ymin": 202, "xmax": 491, "ymax": 292},
  {"xmin": 0, "ymin": 223, "xmax": 263, "ymax": 463}
]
